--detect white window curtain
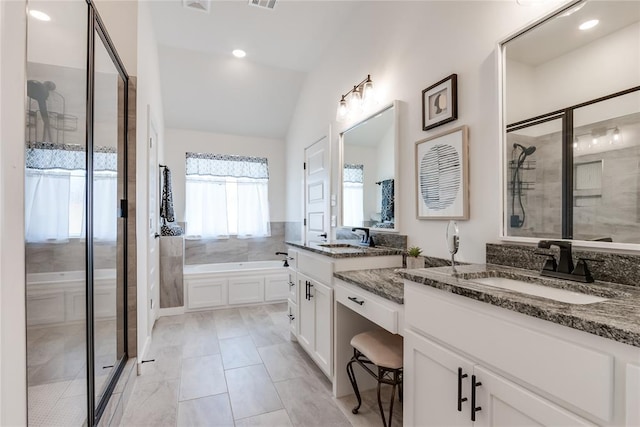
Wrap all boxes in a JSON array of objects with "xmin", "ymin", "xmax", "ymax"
[
  {"xmin": 343, "ymin": 164, "xmax": 364, "ymax": 226},
  {"xmin": 185, "ymin": 153, "xmax": 271, "ymax": 239},
  {"xmin": 25, "ymin": 142, "xmax": 117, "ymax": 242}
]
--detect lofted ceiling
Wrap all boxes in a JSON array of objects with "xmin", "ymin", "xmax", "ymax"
[{"xmin": 150, "ymin": 1, "xmax": 359, "ymax": 139}]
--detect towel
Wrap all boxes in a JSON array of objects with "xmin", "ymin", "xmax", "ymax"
[
  {"xmin": 160, "ymin": 167, "xmax": 175, "ymax": 223},
  {"xmin": 380, "ymin": 179, "xmax": 394, "ymax": 222}
]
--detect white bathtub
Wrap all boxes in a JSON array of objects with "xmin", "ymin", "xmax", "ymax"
[
  {"xmin": 26, "ymin": 269, "xmax": 116, "ymax": 326},
  {"xmin": 184, "ymin": 261, "xmax": 291, "ymax": 311}
]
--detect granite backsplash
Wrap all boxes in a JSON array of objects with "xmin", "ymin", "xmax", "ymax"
[{"xmin": 487, "ymin": 243, "xmax": 640, "ymax": 288}]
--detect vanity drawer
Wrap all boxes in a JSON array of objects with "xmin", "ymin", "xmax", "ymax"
[
  {"xmin": 335, "ymin": 282, "xmax": 399, "ymax": 334},
  {"xmin": 404, "ymin": 281, "xmax": 614, "ymax": 422},
  {"xmin": 297, "ymin": 251, "xmax": 333, "ymax": 284}
]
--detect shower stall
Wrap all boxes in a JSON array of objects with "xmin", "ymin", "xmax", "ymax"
[{"xmin": 25, "ymin": 1, "xmax": 131, "ymax": 425}]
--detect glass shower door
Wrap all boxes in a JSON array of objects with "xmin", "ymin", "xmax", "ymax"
[{"xmin": 92, "ymin": 25, "xmax": 127, "ymax": 412}]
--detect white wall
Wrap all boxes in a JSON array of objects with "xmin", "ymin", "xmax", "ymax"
[
  {"xmin": 164, "ymin": 128, "xmax": 286, "ymax": 224},
  {"xmin": 285, "ymin": 1, "xmax": 566, "ymax": 264},
  {"xmin": 136, "ymin": 1, "xmax": 165, "ymax": 359},
  {"xmin": 0, "ymin": 1, "xmax": 27, "ymax": 424},
  {"xmin": 93, "ymin": 0, "xmax": 138, "ymax": 74}
]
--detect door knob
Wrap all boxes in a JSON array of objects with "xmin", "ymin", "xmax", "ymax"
[{"xmin": 154, "ymin": 233, "xmax": 160, "ymax": 239}]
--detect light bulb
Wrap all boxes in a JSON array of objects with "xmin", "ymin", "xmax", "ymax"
[
  {"xmin": 592, "ymin": 137, "xmax": 598, "ymax": 145},
  {"xmin": 349, "ymin": 86, "xmax": 363, "ymax": 115},
  {"xmin": 573, "ymin": 142, "xmax": 578, "ymax": 149},
  {"xmin": 336, "ymin": 97, "xmax": 348, "ymax": 122},
  {"xmin": 362, "ymin": 77, "xmax": 374, "ymax": 106},
  {"xmin": 613, "ymin": 128, "xmax": 620, "ymax": 142}
]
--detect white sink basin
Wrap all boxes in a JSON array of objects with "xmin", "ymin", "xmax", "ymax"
[{"xmin": 472, "ymin": 277, "xmax": 608, "ymax": 305}]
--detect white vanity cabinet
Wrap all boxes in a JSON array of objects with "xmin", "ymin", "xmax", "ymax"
[
  {"xmin": 404, "ymin": 279, "xmax": 638, "ymax": 426},
  {"xmin": 298, "ymin": 271, "xmax": 333, "ymax": 376}
]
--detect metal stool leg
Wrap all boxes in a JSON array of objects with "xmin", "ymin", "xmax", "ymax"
[{"xmin": 346, "ymin": 350, "xmax": 363, "ymax": 414}]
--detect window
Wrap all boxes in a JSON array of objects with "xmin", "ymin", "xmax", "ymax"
[
  {"xmin": 185, "ymin": 152, "xmax": 271, "ymax": 238},
  {"xmin": 25, "ymin": 142, "xmax": 117, "ymax": 242},
  {"xmin": 343, "ymin": 163, "xmax": 364, "ymax": 226}
]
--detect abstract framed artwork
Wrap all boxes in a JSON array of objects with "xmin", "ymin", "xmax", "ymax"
[
  {"xmin": 415, "ymin": 125, "xmax": 469, "ymax": 220},
  {"xmin": 422, "ymin": 74, "xmax": 458, "ymax": 131}
]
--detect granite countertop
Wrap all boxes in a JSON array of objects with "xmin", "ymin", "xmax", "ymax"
[
  {"xmin": 285, "ymin": 241, "xmax": 403, "ymax": 259},
  {"xmin": 334, "ymin": 268, "xmax": 405, "ymax": 304},
  {"xmin": 397, "ymin": 264, "xmax": 640, "ymax": 348}
]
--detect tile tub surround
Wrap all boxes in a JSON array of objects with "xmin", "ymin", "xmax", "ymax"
[
  {"xmin": 284, "ymin": 221, "xmax": 302, "ymax": 243},
  {"xmin": 334, "ymin": 268, "xmax": 404, "ymax": 304},
  {"xmin": 285, "ymin": 241, "xmax": 404, "ymax": 259},
  {"xmin": 160, "ymin": 236, "xmax": 184, "ymax": 308},
  {"xmin": 398, "ymin": 264, "xmax": 640, "ymax": 348},
  {"xmin": 486, "ymin": 243, "xmax": 640, "ymax": 288},
  {"xmin": 184, "ymin": 221, "xmax": 288, "ymax": 265}
]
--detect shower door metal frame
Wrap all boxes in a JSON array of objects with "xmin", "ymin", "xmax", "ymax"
[
  {"xmin": 86, "ymin": 2, "xmax": 129, "ymax": 425},
  {"xmin": 506, "ymin": 86, "xmax": 640, "ymax": 240}
]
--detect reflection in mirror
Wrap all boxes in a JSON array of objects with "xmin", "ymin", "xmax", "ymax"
[
  {"xmin": 340, "ymin": 103, "xmax": 397, "ymax": 231},
  {"xmin": 25, "ymin": 1, "xmax": 89, "ymax": 425},
  {"xmin": 502, "ymin": 0, "xmax": 640, "ymax": 244}
]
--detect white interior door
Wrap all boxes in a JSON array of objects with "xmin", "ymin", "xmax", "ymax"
[
  {"xmin": 304, "ymin": 134, "xmax": 330, "ymax": 245},
  {"xmin": 147, "ymin": 117, "xmax": 160, "ymax": 334}
]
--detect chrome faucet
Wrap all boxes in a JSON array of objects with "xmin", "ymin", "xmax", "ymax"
[
  {"xmin": 536, "ymin": 240, "xmax": 595, "ymax": 283},
  {"xmin": 351, "ymin": 227, "xmax": 375, "ymax": 247}
]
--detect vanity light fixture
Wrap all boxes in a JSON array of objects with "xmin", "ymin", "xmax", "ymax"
[
  {"xmin": 613, "ymin": 127, "xmax": 620, "ymax": 142},
  {"xmin": 232, "ymin": 49, "xmax": 247, "ymax": 58},
  {"xmin": 579, "ymin": 19, "xmax": 599, "ymax": 31},
  {"xmin": 336, "ymin": 75, "xmax": 375, "ymax": 122},
  {"xmin": 29, "ymin": 10, "xmax": 51, "ymax": 21}
]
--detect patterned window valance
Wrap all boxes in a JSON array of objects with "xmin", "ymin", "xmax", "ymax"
[
  {"xmin": 344, "ymin": 164, "xmax": 364, "ymax": 183},
  {"xmin": 25, "ymin": 142, "xmax": 117, "ymax": 171},
  {"xmin": 186, "ymin": 152, "xmax": 269, "ymax": 179}
]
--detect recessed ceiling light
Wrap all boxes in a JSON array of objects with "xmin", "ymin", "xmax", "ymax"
[
  {"xmin": 232, "ymin": 49, "xmax": 246, "ymax": 58},
  {"xmin": 561, "ymin": 2, "xmax": 585, "ymax": 17},
  {"xmin": 29, "ymin": 10, "xmax": 51, "ymax": 21},
  {"xmin": 579, "ymin": 19, "xmax": 599, "ymax": 31}
]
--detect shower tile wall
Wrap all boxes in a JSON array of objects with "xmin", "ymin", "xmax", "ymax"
[
  {"xmin": 26, "ymin": 241, "xmax": 116, "ymax": 273},
  {"xmin": 185, "ymin": 221, "xmax": 288, "ymax": 265},
  {"xmin": 508, "ymin": 119, "xmax": 640, "ymax": 243}
]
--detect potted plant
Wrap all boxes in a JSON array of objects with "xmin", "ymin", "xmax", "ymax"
[{"xmin": 406, "ymin": 246, "xmax": 424, "ymax": 269}]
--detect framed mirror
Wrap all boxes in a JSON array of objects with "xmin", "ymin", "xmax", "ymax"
[
  {"xmin": 339, "ymin": 101, "xmax": 399, "ymax": 232},
  {"xmin": 499, "ymin": 0, "xmax": 640, "ymax": 248}
]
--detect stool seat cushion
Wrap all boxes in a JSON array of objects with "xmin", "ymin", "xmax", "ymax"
[{"xmin": 350, "ymin": 329, "xmax": 403, "ymax": 369}]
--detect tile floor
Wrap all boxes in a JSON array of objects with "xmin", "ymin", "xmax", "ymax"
[{"xmin": 120, "ymin": 303, "xmax": 403, "ymax": 426}]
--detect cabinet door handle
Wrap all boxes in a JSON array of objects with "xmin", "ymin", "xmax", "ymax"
[
  {"xmin": 287, "ymin": 314, "xmax": 295, "ymax": 321},
  {"xmin": 471, "ymin": 374, "xmax": 482, "ymax": 421},
  {"xmin": 457, "ymin": 367, "xmax": 468, "ymax": 411},
  {"xmin": 308, "ymin": 282, "xmax": 314, "ymax": 299},
  {"xmin": 348, "ymin": 296, "xmax": 364, "ymax": 306},
  {"xmin": 305, "ymin": 281, "xmax": 309, "ymax": 300},
  {"xmin": 289, "ymin": 281, "xmax": 295, "ymax": 287}
]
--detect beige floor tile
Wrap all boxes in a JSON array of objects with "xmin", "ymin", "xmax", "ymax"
[
  {"xmin": 234, "ymin": 409, "xmax": 293, "ymax": 427},
  {"xmin": 249, "ymin": 324, "xmax": 289, "ymax": 348},
  {"xmin": 120, "ymin": 380, "xmax": 179, "ymax": 427},
  {"xmin": 219, "ymin": 335, "xmax": 262, "ymax": 370},
  {"xmin": 258, "ymin": 343, "xmax": 317, "ymax": 382},
  {"xmin": 182, "ymin": 332, "xmax": 220, "ymax": 359},
  {"xmin": 137, "ymin": 345, "xmax": 183, "ymax": 385},
  {"xmin": 214, "ymin": 309, "xmax": 249, "ymax": 340},
  {"xmin": 274, "ymin": 376, "xmax": 351, "ymax": 427},
  {"xmin": 336, "ymin": 385, "xmax": 403, "ymax": 427},
  {"xmin": 179, "ymin": 354, "xmax": 227, "ymax": 401},
  {"xmin": 225, "ymin": 364, "xmax": 283, "ymax": 420},
  {"xmin": 177, "ymin": 394, "xmax": 234, "ymax": 427}
]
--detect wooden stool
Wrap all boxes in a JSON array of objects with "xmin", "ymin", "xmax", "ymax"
[{"xmin": 346, "ymin": 329, "xmax": 403, "ymax": 427}]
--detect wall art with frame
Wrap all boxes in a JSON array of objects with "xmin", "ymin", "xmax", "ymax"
[
  {"xmin": 415, "ymin": 125, "xmax": 469, "ymax": 220},
  {"xmin": 422, "ymin": 73, "xmax": 458, "ymax": 131}
]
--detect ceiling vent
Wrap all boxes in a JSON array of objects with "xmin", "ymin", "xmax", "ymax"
[
  {"xmin": 248, "ymin": 0, "xmax": 276, "ymax": 10},
  {"xmin": 183, "ymin": 0, "xmax": 210, "ymax": 13}
]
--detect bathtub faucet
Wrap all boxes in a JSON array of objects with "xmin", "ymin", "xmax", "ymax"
[{"xmin": 275, "ymin": 252, "xmax": 293, "ymax": 267}]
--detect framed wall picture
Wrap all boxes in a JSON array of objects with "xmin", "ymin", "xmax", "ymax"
[
  {"xmin": 415, "ymin": 125, "xmax": 469, "ymax": 220},
  {"xmin": 422, "ymin": 74, "xmax": 458, "ymax": 131}
]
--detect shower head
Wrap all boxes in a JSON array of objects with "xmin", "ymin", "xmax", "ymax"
[{"xmin": 513, "ymin": 143, "xmax": 536, "ymax": 156}]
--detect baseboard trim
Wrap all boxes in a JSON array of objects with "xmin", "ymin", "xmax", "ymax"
[{"xmin": 158, "ymin": 306, "xmax": 185, "ymax": 317}]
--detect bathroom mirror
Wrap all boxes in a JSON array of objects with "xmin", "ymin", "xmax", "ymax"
[
  {"xmin": 339, "ymin": 102, "xmax": 399, "ymax": 231},
  {"xmin": 500, "ymin": 0, "xmax": 640, "ymax": 246}
]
